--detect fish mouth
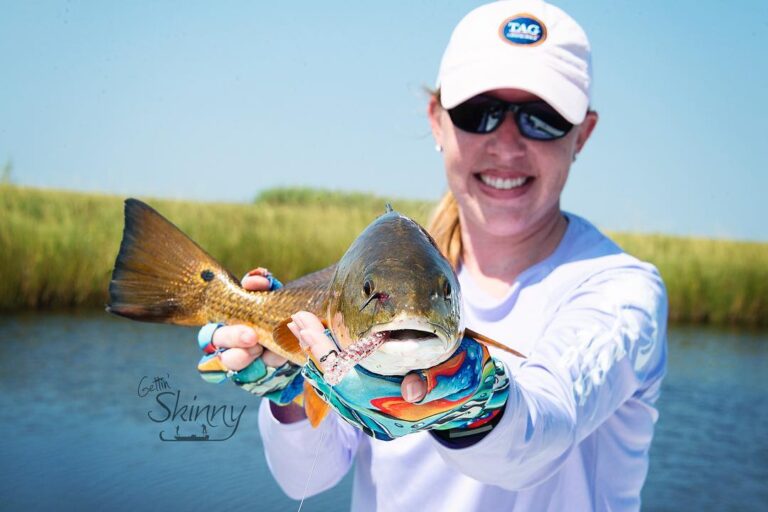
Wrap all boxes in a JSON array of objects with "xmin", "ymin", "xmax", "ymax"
[{"xmin": 357, "ymin": 317, "xmax": 460, "ymax": 376}]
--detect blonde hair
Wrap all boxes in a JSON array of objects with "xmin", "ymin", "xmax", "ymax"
[
  {"xmin": 428, "ymin": 190, "xmax": 462, "ymax": 269},
  {"xmin": 425, "ymin": 88, "xmax": 463, "ymax": 269}
]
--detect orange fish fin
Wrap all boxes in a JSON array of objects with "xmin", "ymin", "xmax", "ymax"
[
  {"xmin": 272, "ymin": 318, "xmax": 308, "ymax": 365},
  {"xmin": 464, "ymin": 328, "xmax": 527, "ymax": 359},
  {"xmin": 303, "ymin": 380, "xmax": 330, "ymax": 428}
]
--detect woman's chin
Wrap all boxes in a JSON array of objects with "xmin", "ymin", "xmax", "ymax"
[{"xmin": 465, "ymin": 203, "xmax": 537, "ymax": 237}]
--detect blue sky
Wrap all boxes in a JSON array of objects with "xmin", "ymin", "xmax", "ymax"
[{"xmin": 1, "ymin": 1, "xmax": 766, "ymax": 240}]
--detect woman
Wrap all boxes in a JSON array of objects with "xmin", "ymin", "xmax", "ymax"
[{"xmin": 197, "ymin": 1, "xmax": 667, "ymax": 510}]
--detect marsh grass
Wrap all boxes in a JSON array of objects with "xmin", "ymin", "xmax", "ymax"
[
  {"xmin": 611, "ymin": 233, "xmax": 768, "ymax": 325},
  {"xmin": 0, "ymin": 184, "xmax": 431, "ymax": 311},
  {"xmin": 1, "ymin": 184, "xmax": 765, "ymax": 326}
]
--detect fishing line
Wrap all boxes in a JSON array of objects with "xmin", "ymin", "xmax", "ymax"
[{"xmin": 296, "ymin": 426, "xmax": 327, "ymax": 512}]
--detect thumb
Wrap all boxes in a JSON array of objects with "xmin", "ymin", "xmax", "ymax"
[{"xmin": 401, "ymin": 373, "xmax": 427, "ymax": 403}]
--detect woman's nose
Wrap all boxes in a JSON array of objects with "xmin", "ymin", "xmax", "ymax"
[{"xmin": 486, "ymin": 113, "xmax": 526, "ymax": 157}]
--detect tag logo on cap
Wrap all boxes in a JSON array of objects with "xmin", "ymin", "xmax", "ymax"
[{"xmin": 499, "ymin": 14, "xmax": 547, "ymax": 46}]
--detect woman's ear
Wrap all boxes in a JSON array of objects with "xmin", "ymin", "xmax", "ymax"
[
  {"xmin": 428, "ymin": 95, "xmax": 444, "ymax": 148},
  {"xmin": 575, "ymin": 110, "xmax": 599, "ymax": 154}
]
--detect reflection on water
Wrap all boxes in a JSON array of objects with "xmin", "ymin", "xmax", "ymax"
[{"xmin": 0, "ymin": 313, "xmax": 766, "ymax": 511}]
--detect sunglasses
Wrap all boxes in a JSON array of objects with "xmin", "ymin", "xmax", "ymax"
[{"xmin": 447, "ymin": 95, "xmax": 573, "ymax": 141}]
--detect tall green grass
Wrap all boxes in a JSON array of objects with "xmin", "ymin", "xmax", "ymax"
[
  {"xmin": 1, "ymin": 184, "xmax": 766, "ymax": 326},
  {"xmin": 0, "ymin": 184, "xmax": 430, "ymax": 311},
  {"xmin": 610, "ymin": 233, "xmax": 767, "ymax": 326}
]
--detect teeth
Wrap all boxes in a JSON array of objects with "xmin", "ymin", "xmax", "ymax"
[{"xmin": 479, "ymin": 174, "xmax": 528, "ymax": 190}]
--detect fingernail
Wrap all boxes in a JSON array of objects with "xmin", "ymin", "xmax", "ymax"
[
  {"xmin": 404, "ymin": 381, "xmax": 419, "ymax": 402},
  {"xmin": 239, "ymin": 331, "xmax": 253, "ymax": 345}
]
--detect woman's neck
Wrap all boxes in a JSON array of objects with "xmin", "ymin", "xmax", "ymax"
[{"xmin": 459, "ymin": 208, "xmax": 569, "ymax": 299}]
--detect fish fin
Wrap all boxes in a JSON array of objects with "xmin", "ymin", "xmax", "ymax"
[
  {"xmin": 272, "ymin": 318, "xmax": 308, "ymax": 365},
  {"xmin": 303, "ymin": 380, "xmax": 330, "ymax": 428},
  {"xmin": 464, "ymin": 328, "xmax": 527, "ymax": 359},
  {"xmin": 107, "ymin": 199, "xmax": 239, "ymax": 326}
]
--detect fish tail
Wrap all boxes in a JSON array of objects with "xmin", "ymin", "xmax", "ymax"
[{"xmin": 107, "ymin": 199, "xmax": 238, "ymax": 326}]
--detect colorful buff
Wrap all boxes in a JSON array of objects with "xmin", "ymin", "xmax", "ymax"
[
  {"xmin": 231, "ymin": 360, "xmax": 305, "ymax": 406},
  {"xmin": 303, "ymin": 335, "xmax": 510, "ymax": 441}
]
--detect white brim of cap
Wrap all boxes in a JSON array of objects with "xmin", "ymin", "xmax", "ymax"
[{"xmin": 439, "ymin": 58, "xmax": 589, "ymax": 125}]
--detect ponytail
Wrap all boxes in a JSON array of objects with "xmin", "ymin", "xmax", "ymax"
[
  {"xmin": 426, "ymin": 88, "xmax": 463, "ymax": 269},
  {"xmin": 427, "ymin": 190, "xmax": 462, "ymax": 269}
]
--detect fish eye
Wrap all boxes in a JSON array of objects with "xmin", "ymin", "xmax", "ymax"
[{"xmin": 363, "ymin": 279, "xmax": 374, "ymax": 297}]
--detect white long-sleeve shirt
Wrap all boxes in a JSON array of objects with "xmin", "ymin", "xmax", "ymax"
[{"xmin": 257, "ymin": 212, "xmax": 668, "ymax": 512}]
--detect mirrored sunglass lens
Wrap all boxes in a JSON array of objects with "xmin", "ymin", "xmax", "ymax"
[
  {"xmin": 518, "ymin": 104, "xmax": 572, "ymax": 140},
  {"xmin": 449, "ymin": 99, "xmax": 504, "ymax": 133}
]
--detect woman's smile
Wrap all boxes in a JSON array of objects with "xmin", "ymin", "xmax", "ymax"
[{"xmin": 473, "ymin": 172, "xmax": 535, "ymax": 199}]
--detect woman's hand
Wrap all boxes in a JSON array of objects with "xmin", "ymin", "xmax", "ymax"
[
  {"xmin": 290, "ymin": 311, "xmax": 510, "ymax": 441},
  {"xmin": 212, "ymin": 268, "xmax": 288, "ymax": 371},
  {"xmin": 196, "ymin": 268, "xmax": 306, "ymax": 415}
]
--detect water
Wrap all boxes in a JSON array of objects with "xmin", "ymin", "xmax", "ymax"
[
  {"xmin": 0, "ymin": 313, "xmax": 766, "ymax": 511},
  {"xmin": 642, "ymin": 326, "xmax": 768, "ymax": 511}
]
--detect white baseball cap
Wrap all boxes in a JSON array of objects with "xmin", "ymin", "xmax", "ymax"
[{"xmin": 436, "ymin": 0, "xmax": 592, "ymax": 125}]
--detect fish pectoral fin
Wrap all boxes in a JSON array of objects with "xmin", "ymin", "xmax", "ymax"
[
  {"xmin": 464, "ymin": 328, "xmax": 526, "ymax": 359},
  {"xmin": 272, "ymin": 318, "xmax": 309, "ymax": 364},
  {"xmin": 303, "ymin": 380, "xmax": 330, "ymax": 428},
  {"xmin": 271, "ymin": 316, "xmax": 333, "ymax": 367}
]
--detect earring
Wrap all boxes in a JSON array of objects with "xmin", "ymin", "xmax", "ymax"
[
  {"xmin": 572, "ymin": 152, "xmax": 578, "ymax": 162},
  {"xmin": 435, "ymin": 144, "xmax": 443, "ymax": 153}
]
